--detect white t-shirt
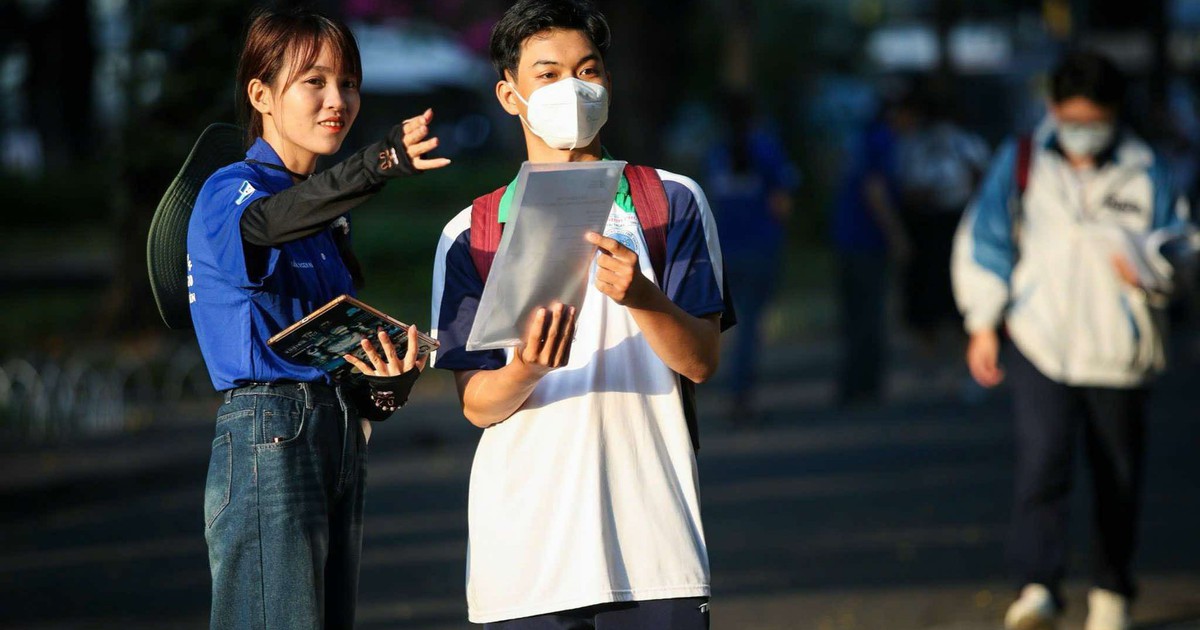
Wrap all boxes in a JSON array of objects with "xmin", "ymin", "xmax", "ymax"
[{"xmin": 431, "ymin": 168, "xmax": 729, "ymax": 623}]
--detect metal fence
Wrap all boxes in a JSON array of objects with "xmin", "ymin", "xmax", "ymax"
[{"xmin": 0, "ymin": 340, "xmax": 217, "ymax": 442}]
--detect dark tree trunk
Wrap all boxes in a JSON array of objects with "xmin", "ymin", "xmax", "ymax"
[{"xmin": 98, "ymin": 0, "xmax": 243, "ymax": 338}]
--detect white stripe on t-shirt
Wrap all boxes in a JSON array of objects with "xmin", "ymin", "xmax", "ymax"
[
  {"xmin": 430, "ymin": 207, "xmax": 472, "ymax": 368},
  {"xmin": 657, "ymin": 170, "xmax": 725, "ymax": 296}
]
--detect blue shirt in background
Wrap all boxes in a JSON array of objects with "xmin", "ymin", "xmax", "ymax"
[
  {"xmin": 705, "ymin": 128, "xmax": 799, "ymax": 257},
  {"xmin": 832, "ymin": 118, "xmax": 899, "ymax": 253}
]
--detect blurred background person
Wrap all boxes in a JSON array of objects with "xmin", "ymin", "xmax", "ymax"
[
  {"xmin": 704, "ymin": 87, "xmax": 799, "ymax": 426},
  {"xmin": 894, "ymin": 79, "xmax": 990, "ymax": 359},
  {"xmin": 952, "ymin": 50, "xmax": 1193, "ymax": 630},
  {"xmin": 829, "ymin": 88, "xmax": 915, "ymax": 407}
]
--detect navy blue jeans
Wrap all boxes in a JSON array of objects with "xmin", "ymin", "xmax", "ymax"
[
  {"xmin": 725, "ymin": 251, "xmax": 781, "ymax": 407},
  {"xmin": 835, "ymin": 252, "xmax": 889, "ymax": 404},
  {"xmin": 204, "ymin": 382, "xmax": 368, "ymax": 629},
  {"xmin": 483, "ymin": 598, "xmax": 710, "ymax": 630},
  {"xmin": 1007, "ymin": 348, "xmax": 1146, "ymax": 604}
]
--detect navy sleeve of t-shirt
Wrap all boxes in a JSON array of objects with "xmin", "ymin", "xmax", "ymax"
[
  {"xmin": 431, "ymin": 209, "xmax": 507, "ymax": 371},
  {"xmin": 659, "ymin": 172, "xmax": 735, "ymax": 330}
]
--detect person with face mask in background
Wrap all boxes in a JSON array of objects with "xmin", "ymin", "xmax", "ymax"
[
  {"xmin": 951, "ymin": 51, "xmax": 1194, "ymax": 630},
  {"xmin": 429, "ymin": 0, "xmax": 733, "ymax": 627}
]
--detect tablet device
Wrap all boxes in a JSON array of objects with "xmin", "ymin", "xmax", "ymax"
[{"xmin": 267, "ymin": 294, "xmax": 438, "ymax": 382}]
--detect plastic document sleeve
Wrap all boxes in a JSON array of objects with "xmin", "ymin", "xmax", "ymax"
[{"xmin": 466, "ymin": 160, "xmax": 626, "ymax": 351}]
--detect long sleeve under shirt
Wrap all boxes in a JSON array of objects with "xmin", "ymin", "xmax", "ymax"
[{"xmin": 239, "ymin": 126, "xmax": 416, "ymax": 246}]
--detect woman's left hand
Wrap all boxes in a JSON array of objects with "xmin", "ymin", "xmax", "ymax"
[
  {"xmin": 401, "ymin": 109, "xmax": 452, "ymax": 172},
  {"xmin": 343, "ymin": 325, "xmax": 427, "ymax": 377}
]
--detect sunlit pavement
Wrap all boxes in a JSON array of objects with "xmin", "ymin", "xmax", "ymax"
[{"xmin": 2, "ymin": 334, "xmax": 1199, "ymax": 629}]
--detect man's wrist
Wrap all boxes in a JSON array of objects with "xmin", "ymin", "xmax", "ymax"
[
  {"xmin": 964, "ymin": 312, "xmax": 1002, "ymax": 335},
  {"xmin": 506, "ymin": 356, "xmax": 549, "ymax": 385},
  {"xmin": 621, "ymin": 274, "xmax": 663, "ymax": 311}
]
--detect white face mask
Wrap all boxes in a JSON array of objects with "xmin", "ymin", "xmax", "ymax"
[
  {"xmin": 509, "ymin": 78, "xmax": 609, "ymax": 150},
  {"xmin": 1057, "ymin": 121, "xmax": 1116, "ymax": 158}
]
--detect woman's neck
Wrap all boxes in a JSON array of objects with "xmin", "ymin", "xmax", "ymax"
[{"xmin": 262, "ymin": 130, "xmax": 317, "ymax": 177}]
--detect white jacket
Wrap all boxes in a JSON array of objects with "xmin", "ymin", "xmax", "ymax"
[{"xmin": 952, "ymin": 124, "xmax": 1193, "ymax": 388}]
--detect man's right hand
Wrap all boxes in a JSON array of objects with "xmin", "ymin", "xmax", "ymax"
[
  {"xmin": 966, "ymin": 329, "xmax": 1004, "ymax": 388},
  {"xmin": 512, "ymin": 302, "xmax": 577, "ymax": 378},
  {"xmin": 455, "ymin": 302, "xmax": 578, "ymax": 429}
]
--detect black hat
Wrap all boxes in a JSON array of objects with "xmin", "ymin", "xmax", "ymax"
[{"xmin": 146, "ymin": 123, "xmax": 244, "ymax": 330}]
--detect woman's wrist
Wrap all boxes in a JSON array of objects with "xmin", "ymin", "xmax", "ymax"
[
  {"xmin": 377, "ymin": 125, "xmax": 418, "ymax": 177},
  {"xmin": 363, "ymin": 370, "xmax": 420, "ymax": 412}
]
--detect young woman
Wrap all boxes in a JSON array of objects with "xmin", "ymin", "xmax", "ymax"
[{"xmin": 185, "ymin": 7, "xmax": 448, "ymax": 628}]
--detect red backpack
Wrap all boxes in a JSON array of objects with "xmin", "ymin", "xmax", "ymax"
[
  {"xmin": 468, "ymin": 164, "xmax": 702, "ymax": 452},
  {"xmin": 469, "ymin": 164, "xmax": 669, "ymax": 283},
  {"xmin": 1010, "ymin": 134, "xmax": 1034, "ymax": 249}
]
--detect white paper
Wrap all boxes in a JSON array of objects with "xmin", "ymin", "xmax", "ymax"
[
  {"xmin": 1089, "ymin": 222, "xmax": 1200, "ymax": 291},
  {"xmin": 467, "ymin": 160, "xmax": 626, "ymax": 351}
]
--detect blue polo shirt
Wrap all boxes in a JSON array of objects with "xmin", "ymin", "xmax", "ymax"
[
  {"xmin": 705, "ymin": 126, "xmax": 800, "ymax": 256},
  {"xmin": 187, "ymin": 138, "xmax": 355, "ymax": 391},
  {"xmin": 831, "ymin": 118, "xmax": 898, "ymax": 252}
]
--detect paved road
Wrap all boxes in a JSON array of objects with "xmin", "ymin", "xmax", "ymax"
[{"xmin": 1, "ymin": 336, "xmax": 1198, "ymax": 629}]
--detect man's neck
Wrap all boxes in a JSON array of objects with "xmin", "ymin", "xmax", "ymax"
[
  {"xmin": 523, "ymin": 129, "xmax": 603, "ymax": 163},
  {"xmin": 1066, "ymin": 154, "xmax": 1096, "ymax": 171}
]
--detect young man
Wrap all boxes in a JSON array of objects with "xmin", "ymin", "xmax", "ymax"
[
  {"xmin": 952, "ymin": 51, "xmax": 1192, "ymax": 630},
  {"xmin": 431, "ymin": 0, "xmax": 732, "ymax": 627}
]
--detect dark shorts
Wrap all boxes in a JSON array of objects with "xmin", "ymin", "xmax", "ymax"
[{"xmin": 483, "ymin": 597, "xmax": 710, "ymax": 630}]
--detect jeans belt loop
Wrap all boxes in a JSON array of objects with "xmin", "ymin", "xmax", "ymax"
[
  {"xmin": 299, "ymin": 382, "xmax": 313, "ymax": 410},
  {"xmin": 334, "ymin": 383, "xmax": 348, "ymax": 415},
  {"xmin": 223, "ymin": 389, "xmax": 233, "ymax": 404}
]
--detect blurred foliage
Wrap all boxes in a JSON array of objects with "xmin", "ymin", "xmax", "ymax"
[
  {"xmin": 0, "ymin": 167, "xmax": 117, "ymax": 229},
  {"xmin": 98, "ymin": 0, "xmax": 248, "ymax": 337},
  {"xmin": 347, "ymin": 155, "xmax": 517, "ymax": 328}
]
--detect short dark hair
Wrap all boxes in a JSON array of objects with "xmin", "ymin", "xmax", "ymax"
[
  {"xmin": 1050, "ymin": 50, "xmax": 1126, "ymax": 109},
  {"xmin": 488, "ymin": 0, "xmax": 611, "ymax": 80}
]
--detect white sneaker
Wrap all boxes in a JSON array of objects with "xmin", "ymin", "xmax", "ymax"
[
  {"xmin": 1085, "ymin": 588, "xmax": 1132, "ymax": 630},
  {"xmin": 1005, "ymin": 583, "xmax": 1059, "ymax": 630}
]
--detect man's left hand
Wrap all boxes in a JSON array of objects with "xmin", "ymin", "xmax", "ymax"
[{"xmin": 586, "ymin": 232, "xmax": 654, "ymax": 308}]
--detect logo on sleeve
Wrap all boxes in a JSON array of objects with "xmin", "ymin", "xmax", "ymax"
[{"xmin": 235, "ymin": 181, "xmax": 256, "ymax": 205}]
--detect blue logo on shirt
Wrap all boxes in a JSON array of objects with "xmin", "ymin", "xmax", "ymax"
[
  {"xmin": 606, "ymin": 228, "xmax": 638, "ymax": 252},
  {"xmin": 235, "ymin": 181, "xmax": 256, "ymax": 205}
]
